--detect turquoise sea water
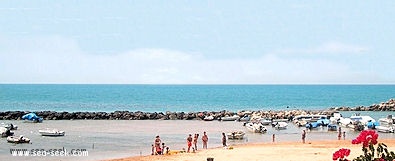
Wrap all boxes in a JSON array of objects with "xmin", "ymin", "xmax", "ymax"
[{"xmin": 1, "ymin": 84, "xmax": 394, "ymax": 112}]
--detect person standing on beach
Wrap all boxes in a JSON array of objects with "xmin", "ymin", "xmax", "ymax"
[
  {"xmin": 302, "ymin": 130, "xmax": 306, "ymax": 143},
  {"xmin": 187, "ymin": 134, "xmax": 193, "ymax": 153},
  {"xmin": 193, "ymin": 133, "xmax": 199, "ymax": 151},
  {"xmin": 338, "ymin": 127, "xmax": 342, "ymax": 140},
  {"xmin": 222, "ymin": 132, "xmax": 227, "ymax": 147},
  {"xmin": 202, "ymin": 131, "xmax": 208, "ymax": 149},
  {"xmin": 154, "ymin": 135, "xmax": 162, "ymax": 155}
]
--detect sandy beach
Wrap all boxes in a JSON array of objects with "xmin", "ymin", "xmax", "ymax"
[{"xmin": 107, "ymin": 139, "xmax": 395, "ymax": 161}]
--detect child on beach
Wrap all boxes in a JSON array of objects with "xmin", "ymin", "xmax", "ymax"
[
  {"xmin": 222, "ymin": 132, "xmax": 227, "ymax": 147},
  {"xmin": 302, "ymin": 130, "xmax": 306, "ymax": 143},
  {"xmin": 154, "ymin": 135, "xmax": 162, "ymax": 155},
  {"xmin": 187, "ymin": 134, "xmax": 193, "ymax": 152},
  {"xmin": 202, "ymin": 131, "xmax": 208, "ymax": 149},
  {"xmin": 193, "ymin": 133, "xmax": 199, "ymax": 151}
]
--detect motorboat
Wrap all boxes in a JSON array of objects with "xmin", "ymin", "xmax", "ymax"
[
  {"xmin": 245, "ymin": 122, "xmax": 267, "ymax": 133},
  {"xmin": 327, "ymin": 124, "xmax": 338, "ymax": 131},
  {"xmin": 39, "ymin": 128, "xmax": 65, "ymax": 136},
  {"xmin": 0, "ymin": 127, "xmax": 14, "ymax": 137},
  {"xmin": 203, "ymin": 115, "xmax": 215, "ymax": 121},
  {"xmin": 22, "ymin": 113, "xmax": 43, "ymax": 123},
  {"xmin": 259, "ymin": 118, "xmax": 272, "ymax": 125},
  {"xmin": 226, "ymin": 131, "xmax": 245, "ymax": 139},
  {"xmin": 239, "ymin": 115, "xmax": 251, "ymax": 122},
  {"xmin": 7, "ymin": 135, "xmax": 30, "ymax": 143},
  {"xmin": 375, "ymin": 125, "xmax": 394, "ymax": 133},
  {"xmin": 221, "ymin": 115, "xmax": 240, "ymax": 121},
  {"xmin": 272, "ymin": 122, "xmax": 288, "ymax": 130},
  {"xmin": 1, "ymin": 123, "xmax": 18, "ymax": 130}
]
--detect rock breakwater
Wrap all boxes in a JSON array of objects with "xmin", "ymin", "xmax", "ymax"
[{"xmin": 0, "ymin": 99, "xmax": 394, "ymax": 121}]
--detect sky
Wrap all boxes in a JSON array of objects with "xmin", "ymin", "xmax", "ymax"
[{"xmin": 1, "ymin": 1, "xmax": 394, "ymax": 84}]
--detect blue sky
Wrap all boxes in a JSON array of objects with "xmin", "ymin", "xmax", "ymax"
[{"xmin": 1, "ymin": 1, "xmax": 394, "ymax": 84}]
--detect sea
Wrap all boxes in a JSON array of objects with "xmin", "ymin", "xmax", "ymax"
[
  {"xmin": 1, "ymin": 84, "xmax": 395, "ymax": 112},
  {"xmin": 0, "ymin": 84, "xmax": 395, "ymax": 161}
]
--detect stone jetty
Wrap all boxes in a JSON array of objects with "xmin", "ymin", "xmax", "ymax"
[{"xmin": 0, "ymin": 99, "xmax": 394, "ymax": 121}]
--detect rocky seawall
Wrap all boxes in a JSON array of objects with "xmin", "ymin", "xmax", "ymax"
[{"xmin": 0, "ymin": 99, "xmax": 394, "ymax": 121}]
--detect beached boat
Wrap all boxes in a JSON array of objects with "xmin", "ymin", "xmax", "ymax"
[
  {"xmin": 2, "ymin": 123, "xmax": 18, "ymax": 130},
  {"xmin": 22, "ymin": 113, "xmax": 43, "ymax": 123},
  {"xmin": 375, "ymin": 125, "xmax": 394, "ymax": 133},
  {"xmin": 221, "ymin": 115, "xmax": 240, "ymax": 121},
  {"xmin": 259, "ymin": 119, "xmax": 272, "ymax": 125},
  {"xmin": 203, "ymin": 115, "xmax": 215, "ymax": 121},
  {"xmin": 226, "ymin": 131, "xmax": 245, "ymax": 139},
  {"xmin": 327, "ymin": 124, "xmax": 338, "ymax": 131},
  {"xmin": 239, "ymin": 115, "xmax": 251, "ymax": 122},
  {"xmin": 7, "ymin": 135, "xmax": 30, "ymax": 143},
  {"xmin": 0, "ymin": 127, "xmax": 14, "ymax": 137},
  {"xmin": 39, "ymin": 128, "xmax": 65, "ymax": 136},
  {"xmin": 272, "ymin": 122, "xmax": 288, "ymax": 130},
  {"xmin": 245, "ymin": 122, "xmax": 267, "ymax": 133}
]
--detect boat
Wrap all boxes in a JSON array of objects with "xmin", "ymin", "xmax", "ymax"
[
  {"xmin": 0, "ymin": 127, "xmax": 14, "ymax": 137},
  {"xmin": 39, "ymin": 128, "xmax": 65, "ymax": 136},
  {"xmin": 375, "ymin": 115, "xmax": 395, "ymax": 133},
  {"xmin": 272, "ymin": 122, "xmax": 288, "ymax": 130},
  {"xmin": 1, "ymin": 123, "xmax": 18, "ymax": 130},
  {"xmin": 203, "ymin": 115, "xmax": 215, "ymax": 121},
  {"xmin": 221, "ymin": 115, "xmax": 240, "ymax": 121},
  {"xmin": 306, "ymin": 122, "xmax": 321, "ymax": 129},
  {"xmin": 7, "ymin": 135, "xmax": 30, "ymax": 143},
  {"xmin": 327, "ymin": 124, "xmax": 338, "ymax": 131},
  {"xmin": 245, "ymin": 122, "xmax": 267, "ymax": 133},
  {"xmin": 259, "ymin": 118, "xmax": 272, "ymax": 125},
  {"xmin": 239, "ymin": 115, "xmax": 251, "ymax": 122},
  {"xmin": 21, "ymin": 113, "xmax": 43, "ymax": 123},
  {"xmin": 226, "ymin": 131, "xmax": 245, "ymax": 139},
  {"xmin": 375, "ymin": 125, "xmax": 394, "ymax": 133}
]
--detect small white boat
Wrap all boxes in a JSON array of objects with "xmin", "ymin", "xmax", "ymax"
[
  {"xmin": 203, "ymin": 115, "xmax": 215, "ymax": 121},
  {"xmin": 7, "ymin": 135, "xmax": 30, "ymax": 143},
  {"xmin": 39, "ymin": 128, "xmax": 65, "ymax": 136},
  {"xmin": 226, "ymin": 131, "xmax": 245, "ymax": 139},
  {"xmin": 259, "ymin": 119, "xmax": 272, "ymax": 125},
  {"xmin": 272, "ymin": 122, "xmax": 288, "ymax": 130},
  {"xmin": 375, "ymin": 126, "xmax": 394, "ymax": 133},
  {"xmin": 1, "ymin": 123, "xmax": 18, "ymax": 130},
  {"xmin": 245, "ymin": 122, "xmax": 267, "ymax": 133},
  {"xmin": 0, "ymin": 127, "xmax": 14, "ymax": 137},
  {"xmin": 221, "ymin": 115, "xmax": 240, "ymax": 121}
]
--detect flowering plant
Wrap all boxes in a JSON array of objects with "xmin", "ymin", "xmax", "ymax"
[
  {"xmin": 333, "ymin": 148, "xmax": 351, "ymax": 161},
  {"xmin": 333, "ymin": 130, "xmax": 395, "ymax": 161}
]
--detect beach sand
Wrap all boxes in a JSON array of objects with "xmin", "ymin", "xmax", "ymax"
[{"xmin": 106, "ymin": 139, "xmax": 395, "ymax": 161}]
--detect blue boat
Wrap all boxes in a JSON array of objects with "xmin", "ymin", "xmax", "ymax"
[
  {"xmin": 327, "ymin": 124, "xmax": 338, "ymax": 131},
  {"xmin": 306, "ymin": 122, "xmax": 321, "ymax": 129},
  {"xmin": 21, "ymin": 113, "xmax": 43, "ymax": 123}
]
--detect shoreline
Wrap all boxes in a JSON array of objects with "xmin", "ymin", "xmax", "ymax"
[{"xmin": 105, "ymin": 139, "xmax": 395, "ymax": 161}]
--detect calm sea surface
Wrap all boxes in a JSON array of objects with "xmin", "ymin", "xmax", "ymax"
[
  {"xmin": 1, "ymin": 85, "xmax": 395, "ymax": 160},
  {"xmin": 1, "ymin": 84, "xmax": 395, "ymax": 112}
]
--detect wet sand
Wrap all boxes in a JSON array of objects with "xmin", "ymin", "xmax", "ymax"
[{"xmin": 106, "ymin": 139, "xmax": 395, "ymax": 161}]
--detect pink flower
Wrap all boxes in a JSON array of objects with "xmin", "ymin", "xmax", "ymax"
[
  {"xmin": 333, "ymin": 148, "xmax": 350, "ymax": 161},
  {"xmin": 351, "ymin": 130, "xmax": 379, "ymax": 147}
]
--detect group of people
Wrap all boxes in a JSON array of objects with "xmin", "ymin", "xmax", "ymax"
[
  {"xmin": 187, "ymin": 131, "xmax": 209, "ymax": 152},
  {"xmin": 153, "ymin": 131, "xmax": 209, "ymax": 155},
  {"xmin": 152, "ymin": 135, "xmax": 167, "ymax": 155}
]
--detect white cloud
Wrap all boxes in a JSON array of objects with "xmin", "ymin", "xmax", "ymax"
[{"xmin": 0, "ymin": 36, "xmax": 383, "ymax": 84}]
